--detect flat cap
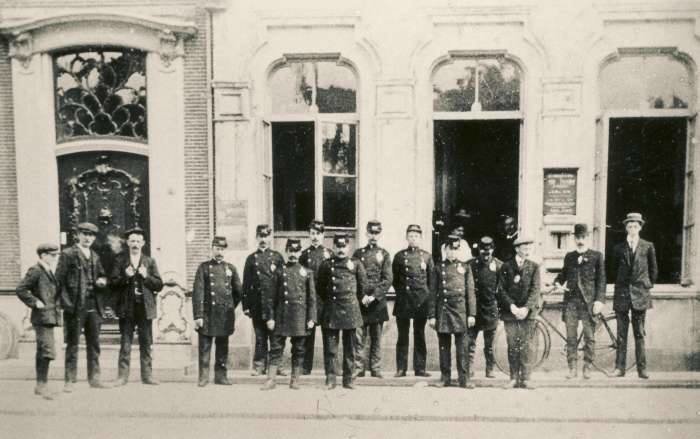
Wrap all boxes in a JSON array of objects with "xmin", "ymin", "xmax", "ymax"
[
  {"xmin": 124, "ymin": 226, "xmax": 146, "ymax": 239},
  {"xmin": 36, "ymin": 243, "xmax": 59, "ymax": 255},
  {"xmin": 76, "ymin": 222, "xmax": 99, "ymax": 234}
]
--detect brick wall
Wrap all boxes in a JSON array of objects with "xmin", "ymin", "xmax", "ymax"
[
  {"xmin": 0, "ymin": 38, "xmax": 21, "ymax": 291},
  {"xmin": 183, "ymin": 8, "xmax": 212, "ymax": 287}
]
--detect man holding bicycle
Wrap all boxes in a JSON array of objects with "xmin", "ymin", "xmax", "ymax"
[{"xmin": 553, "ymin": 223, "xmax": 606, "ymax": 379}]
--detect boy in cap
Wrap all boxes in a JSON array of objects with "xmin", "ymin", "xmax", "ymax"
[
  {"xmin": 392, "ymin": 224, "xmax": 435, "ymax": 377},
  {"xmin": 429, "ymin": 235, "xmax": 477, "ymax": 388},
  {"xmin": 261, "ymin": 238, "xmax": 317, "ymax": 390},
  {"xmin": 611, "ymin": 213, "xmax": 657, "ymax": 379},
  {"xmin": 466, "ymin": 236, "xmax": 502, "ymax": 378},
  {"xmin": 242, "ymin": 224, "xmax": 285, "ymax": 376},
  {"xmin": 16, "ymin": 243, "xmax": 61, "ymax": 399},
  {"xmin": 553, "ymin": 224, "xmax": 605, "ymax": 379},
  {"xmin": 299, "ymin": 219, "xmax": 331, "ymax": 374},
  {"xmin": 55, "ymin": 222, "xmax": 109, "ymax": 391},
  {"xmin": 352, "ymin": 220, "xmax": 392, "ymax": 378},
  {"xmin": 317, "ymin": 234, "xmax": 366, "ymax": 389},
  {"xmin": 495, "ymin": 236, "xmax": 541, "ymax": 389},
  {"xmin": 192, "ymin": 236, "xmax": 242, "ymax": 386}
]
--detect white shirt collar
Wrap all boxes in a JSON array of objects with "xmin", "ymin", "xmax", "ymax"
[
  {"xmin": 627, "ymin": 236, "xmax": 639, "ymax": 250},
  {"xmin": 78, "ymin": 245, "xmax": 91, "ymax": 259},
  {"xmin": 39, "ymin": 260, "xmax": 54, "ymax": 274},
  {"xmin": 129, "ymin": 252, "xmax": 142, "ymax": 267},
  {"xmin": 515, "ymin": 255, "xmax": 525, "ymax": 267}
]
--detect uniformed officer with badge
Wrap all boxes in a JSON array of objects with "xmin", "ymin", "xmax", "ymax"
[
  {"xmin": 192, "ymin": 236, "xmax": 243, "ymax": 386},
  {"xmin": 242, "ymin": 225, "xmax": 286, "ymax": 376},
  {"xmin": 352, "ymin": 220, "xmax": 392, "ymax": 378},
  {"xmin": 392, "ymin": 224, "xmax": 435, "ymax": 378},
  {"xmin": 261, "ymin": 239, "xmax": 317, "ymax": 390},
  {"xmin": 299, "ymin": 219, "xmax": 331, "ymax": 374},
  {"xmin": 429, "ymin": 235, "xmax": 477, "ymax": 388},
  {"xmin": 466, "ymin": 236, "xmax": 502, "ymax": 378},
  {"xmin": 316, "ymin": 234, "xmax": 367, "ymax": 389}
]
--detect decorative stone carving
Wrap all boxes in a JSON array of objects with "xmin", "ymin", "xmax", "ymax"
[
  {"xmin": 8, "ymin": 32, "xmax": 33, "ymax": 69},
  {"xmin": 156, "ymin": 271, "xmax": 191, "ymax": 343},
  {"xmin": 159, "ymin": 30, "xmax": 184, "ymax": 68}
]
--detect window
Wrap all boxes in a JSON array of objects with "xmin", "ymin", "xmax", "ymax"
[
  {"xmin": 267, "ymin": 58, "xmax": 358, "ymax": 231},
  {"xmin": 54, "ymin": 48, "xmax": 147, "ymax": 142}
]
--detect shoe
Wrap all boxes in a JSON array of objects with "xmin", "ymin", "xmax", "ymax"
[
  {"xmin": 370, "ymin": 371, "xmax": 383, "ymax": 379},
  {"xmin": 582, "ymin": 365, "xmax": 592, "ymax": 380},
  {"xmin": 468, "ymin": 369, "xmax": 475, "ymax": 379},
  {"xmin": 325, "ymin": 382, "xmax": 336, "ymax": 390},
  {"xmin": 459, "ymin": 381, "xmax": 475, "ymax": 389},
  {"xmin": 214, "ymin": 377, "xmax": 233, "ymax": 386},
  {"xmin": 289, "ymin": 379, "xmax": 301, "ymax": 390},
  {"xmin": 114, "ymin": 377, "xmax": 128, "ymax": 387},
  {"xmin": 394, "ymin": 370, "xmax": 406, "ymax": 378},
  {"xmin": 142, "ymin": 377, "xmax": 160, "ymax": 385},
  {"xmin": 521, "ymin": 380, "xmax": 536, "ymax": 390},
  {"xmin": 260, "ymin": 379, "xmax": 276, "ymax": 390},
  {"xmin": 302, "ymin": 369, "xmax": 312, "ymax": 375},
  {"xmin": 276, "ymin": 369, "xmax": 287, "ymax": 377},
  {"xmin": 485, "ymin": 369, "xmax": 496, "ymax": 379},
  {"xmin": 611, "ymin": 368, "xmax": 625, "ymax": 377},
  {"xmin": 251, "ymin": 369, "xmax": 264, "ymax": 376},
  {"xmin": 89, "ymin": 381, "xmax": 111, "ymax": 389},
  {"xmin": 35, "ymin": 383, "xmax": 54, "ymax": 400},
  {"xmin": 431, "ymin": 380, "xmax": 450, "ymax": 388},
  {"xmin": 566, "ymin": 367, "xmax": 578, "ymax": 379},
  {"xmin": 355, "ymin": 370, "xmax": 365, "ymax": 378},
  {"xmin": 415, "ymin": 371, "xmax": 431, "ymax": 377},
  {"xmin": 197, "ymin": 379, "xmax": 209, "ymax": 387},
  {"xmin": 325, "ymin": 376, "xmax": 336, "ymax": 390},
  {"xmin": 638, "ymin": 369, "xmax": 650, "ymax": 379},
  {"xmin": 63, "ymin": 382, "xmax": 74, "ymax": 393},
  {"xmin": 502, "ymin": 379, "xmax": 518, "ymax": 389},
  {"xmin": 342, "ymin": 382, "xmax": 355, "ymax": 390}
]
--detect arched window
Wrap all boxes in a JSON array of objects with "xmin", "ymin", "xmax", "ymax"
[
  {"xmin": 265, "ymin": 57, "xmax": 358, "ymax": 232},
  {"xmin": 54, "ymin": 48, "xmax": 147, "ymax": 142}
]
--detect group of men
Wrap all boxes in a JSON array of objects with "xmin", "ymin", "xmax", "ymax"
[{"xmin": 16, "ymin": 211, "xmax": 657, "ymax": 399}]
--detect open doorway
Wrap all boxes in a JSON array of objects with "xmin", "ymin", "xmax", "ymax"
[{"xmin": 434, "ymin": 120, "xmax": 520, "ymax": 259}]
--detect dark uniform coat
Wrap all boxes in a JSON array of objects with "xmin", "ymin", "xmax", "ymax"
[
  {"xmin": 495, "ymin": 258, "xmax": 541, "ymax": 321},
  {"xmin": 192, "ymin": 259, "xmax": 243, "ymax": 337},
  {"xmin": 467, "ymin": 257, "xmax": 502, "ymax": 330},
  {"xmin": 263, "ymin": 262, "xmax": 317, "ymax": 337},
  {"xmin": 16, "ymin": 263, "xmax": 61, "ymax": 326},
  {"xmin": 612, "ymin": 239, "xmax": 657, "ymax": 312},
  {"xmin": 316, "ymin": 256, "xmax": 366, "ymax": 330},
  {"xmin": 242, "ymin": 248, "xmax": 285, "ymax": 319},
  {"xmin": 353, "ymin": 244, "xmax": 391, "ymax": 324},
  {"xmin": 55, "ymin": 245, "xmax": 108, "ymax": 317},
  {"xmin": 392, "ymin": 247, "xmax": 434, "ymax": 319},
  {"xmin": 429, "ymin": 259, "xmax": 477, "ymax": 333},
  {"xmin": 110, "ymin": 253, "xmax": 164, "ymax": 320},
  {"xmin": 300, "ymin": 245, "xmax": 332, "ymax": 311},
  {"xmin": 554, "ymin": 249, "xmax": 606, "ymax": 316}
]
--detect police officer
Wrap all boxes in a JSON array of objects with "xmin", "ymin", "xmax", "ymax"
[
  {"xmin": 243, "ymin": 225, "xmax": 285, "ymax": 376},
  {"xmin": 317, "ymin": 234, "xmax": 367, "ymax": 389},
  {"xmin": 192, "ymin": 236, "xmax": 243, "ymax": 386},
  {"xmin": 299, "ymin": 220, "xmax": 331, "ymax": 374},
  {"xmin": 261, "ymin": 239, "xmax": 317, "ymax": 390},
  {"xmin": 467, "ymin": 236, "xmax": 502, "ymax": 378},
  {"xmin": 429, "ymin": 235, "xmax": 477, "ymax": 388},
  {"xmin": 392, "ymin": 224, "xmax": 434, "ymax": 378},
  {"xmin": 352, "ymin": 220, "xmax": 392, "ymax": 379}
]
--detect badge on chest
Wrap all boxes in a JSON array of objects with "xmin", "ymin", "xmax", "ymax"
[
  {"xmin": 225, "ymin": 267, "xmax": 232, "ymax": 277},
  {"xmin": 347, "ymin": 260, "xmax": 355, "ymax": 270},
  {"xmin": 457, "ymin": 264, "xmax": 465, "ymax": 274},
  {"xmin": 489, "ymin": 261, "xmax": 497, "ymax": 272},
  {"xmin": 376, "ymin": 252, "xmax": 383, "ymax": 263},
  {"xmin": 270, "ymin": 263, "xmax": 277, "ymax": 272},
  {"xmin": 300, "ymin": 267, "xmax": 307, "ymax": 277},
  {"xmin": 514, "ymin": 274, "xmax": 521, "ymax": 284}
]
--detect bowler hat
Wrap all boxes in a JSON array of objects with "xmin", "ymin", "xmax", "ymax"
[
  {"xmin": 574, "ymin": 223, "xmax": 589, "ymax": 237},
  {"xmin": 286, "ymin": 238, "xmax": 302, "ymax": 252},
  {"xmin": 76, "ymin": 222, "xmax": 98, "ymax": 234},
  {"xmin": 513, "ymin": 236, "xmax": 534, "ymax": 247},
  {"xmin": 622, "ymin": 212, "xmax": 645, "ymax": 226},
  {"xmin": 212, "ymin": 236, "xmax": 228, "ymax": 248}
]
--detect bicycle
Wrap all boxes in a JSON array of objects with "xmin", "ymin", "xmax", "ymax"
[{"xmin": 492, "ymin": 287, "xmax": 636, "ymax": 376}]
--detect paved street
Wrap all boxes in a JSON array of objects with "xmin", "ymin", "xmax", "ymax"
[{"xmin": 1, "ymin": 380, "xmax": 698, "ymax": 439}]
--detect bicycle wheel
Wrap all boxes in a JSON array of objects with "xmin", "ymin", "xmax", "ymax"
[
  {"xmin": 0, "ymin": 312, "xmax": 16, "ymax": 360},
  {"xmin": 493, "ymin": 319, "xmax": 551, "ymax": 375},
  {"xmin": 589, "ymin": 313, "xmax": 636, "ymax": 375}
]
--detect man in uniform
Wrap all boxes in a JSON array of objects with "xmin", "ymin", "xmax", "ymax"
[
  {"xmin": 192, "ymin": 236, "xmax": 243, "ymax": 387},
  {"xmin": 496, "ymin": 236, "xmax": 541, "ymax": 389},
  {"xmin": 16, "ymin": 243, "xmax": 61, "ymax": 399},
  {"xmin": 299, "ymin": 219, "xmax": 331, "ymax": 374},
  {"xmin": 352, "ymin": 220, "xmax": 392, "ymax": 378},
  {"xmin": 261, "ymin": 238, "xmax": 317, "ymax": 390},
  {"xmin": 392, "ymin": 224, "xmax": 434, "ymax": 378},
  {"xmin": 317, "ymin": 234, "xmax": 366, "ymax": 389},
  {"xmin": 243, "ymin": 225, "xmax": 286, "ymax": 376},
  {"xmin": 55, "ymin": 222, "xmax": 110, "ymax": 391},
  {"xmin": 429, "ymin": 235, "xmax": 477, "ymax": 388},
  {"xmin": 466, "ymin": 236, "xmax": 502, "ymax": 378},
  {"xmin": 611, "ymin": 213, "xmax": 657, "ymax": 379},
  {"xmin": 553, "ymin": 223, "xmax": 606, "ymax": 379}
]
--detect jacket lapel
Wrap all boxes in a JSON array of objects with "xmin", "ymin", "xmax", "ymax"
[{"xmin": 39, "ymin": 263, "xmax": 56, "ymax": 284}]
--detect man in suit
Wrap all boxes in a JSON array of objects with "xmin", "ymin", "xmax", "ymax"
[
  {"xmin": 192, "ymin": 236, "xmax": 243, "ymax": 387},
  {"xmin": 261, "ymin": 238, "xmax": 316, "ymax": 390},
  {"xmin": 496, "ymin": 236, "xmax": 541, "ymax": 389},
  {"xmin": 553, "ymin": 224, "xmax": 606, "ymax": 379},
  {"xmin": 429, "ymin": 235, "xmax": 477, "ymax": 388},
  {"xmin": 111, "ymin": 227, "xmax": 163, "ymax": 386},
  {"xmin": 466, "ymin": 236, "xmax": 502, "ymax": 378},
  {"xmin": 299, "ymin": 219, "xmax": 330, "ymax": 374},
  {"xmin": 352, "ymin": 220, "xmax": 392, "ymax": 379},
  {"xmin": 55, "ymin": 222, "xmax": 110, "ymax": 391},
  {"xmin": 392, "ymin": 224, "xmax": 434, "ymax": 378},
  {"xmin": 16, "ymin": 243, "xmax": 62, "ymax": 399},
  {"xmin": 612, "ymin": 213, "xmax": 658, "ymax": 379},
  {"xmin": 243, "ymin": 224, "xmax": 286, "ymax": 376},
  {"xmin": 317, "ymin": 234, "xmax": 367, "ymax": 390}
]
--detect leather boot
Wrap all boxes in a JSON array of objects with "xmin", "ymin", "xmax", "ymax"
[
  {"xmin": 289, "ymin": 367, "xmax": 301, "ymax": 390},
  {"xmin": 261, "ymin": 365, "xmax": 277, "ymax": 390}
]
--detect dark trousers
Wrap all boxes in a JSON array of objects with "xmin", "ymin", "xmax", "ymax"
[
  {"xmin": 395, "ymin": 317, "xmax": 427, "ymax": 373},
  {"xmin": 438, "ymin": 332, "xmax": 468, "ymax": 384},
  {"xmin": 118, "ymin": 302, "xmax": 153, "ymax": 381},
  {"xmin": 269, "ymin": 335, "xmax": 306, "ymax": 375},
  {"xmin": 34, "ymin": 325, "xmax": 55, "ymax": 384},
  {"xmin": 467, "ymin": 323, "xmax": 496, "ymax": 372},
  {"xmin": 302, "ymin": 326, "xmax": 317, "ymax": 373},
  {"xmin": 198, "ymin": 333, "xmax": 229, "ymax": 381},
  {"xmin": 252, "ymin": 317, "xmax": 272, "ymax": 372},
  {"xmin": 615, "ymin": 309, "xmax": 647, "ymax": 371},
  {"xmin": 64, "ymin": 311, "xmax": 102, "ymax": 384},
  {"xmin": 354, "ymin": 322, "xmax": 383, "ymax": 373},
  {"xmin": 503, "ymin": 319, "xmax": 536, "ymax": 382},
  {"xmin": 322, "ymin": 328, "xmax": 355, "ymax": 384},
  {"xmin": 565, "ymin": 300, "xmax": 595, "ymax": 366}
]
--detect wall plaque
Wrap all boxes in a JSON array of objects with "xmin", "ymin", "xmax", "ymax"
[{"xmin": 543, "ymin": 169, "xmax": 577, "ymax": 216}]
